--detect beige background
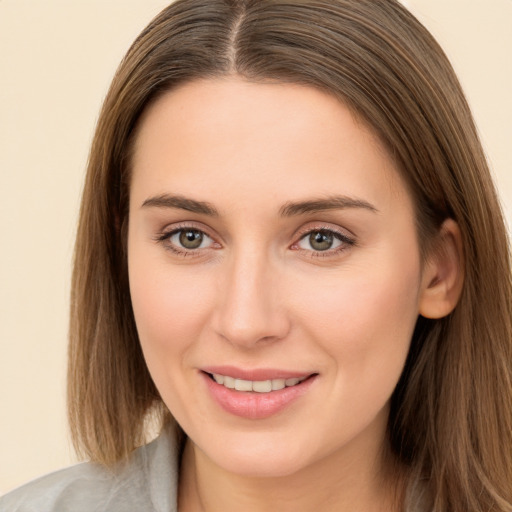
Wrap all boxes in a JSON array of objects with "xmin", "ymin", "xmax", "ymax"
[{"xmin": 1, "ymin": 0, "xmax": 511, "ymax": 494}]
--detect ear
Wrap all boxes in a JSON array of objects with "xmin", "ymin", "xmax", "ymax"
[{"xmin": 419, "ymin": 219, "xmax": 464, "ymax": 319}]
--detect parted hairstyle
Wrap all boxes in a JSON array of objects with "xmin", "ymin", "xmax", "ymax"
[{"xmin": 68, "ymin": 1, "xmax": 512, "ymax": 510}]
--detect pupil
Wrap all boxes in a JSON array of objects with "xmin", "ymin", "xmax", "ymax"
[
  {"xmin": 179, "ymin": 230, "xmax": 203, "ymax": 249},
  {"xmin": 310, "ymin": 231, "xmax": 333, "ymax": 251}
]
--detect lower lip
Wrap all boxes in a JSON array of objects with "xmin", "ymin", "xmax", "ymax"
[{"xmin": 202, "ymin": 372, "xmax": 317, "ymax": 420}]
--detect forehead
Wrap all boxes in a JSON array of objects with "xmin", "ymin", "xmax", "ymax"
[{"xmin": 130, "ymin": 77, "xmax": 412, "ymax": 217}]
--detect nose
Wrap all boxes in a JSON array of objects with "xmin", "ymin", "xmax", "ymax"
[{"xmin": 212, "ymin": 248, "xmax": 291, "ymax": 348}]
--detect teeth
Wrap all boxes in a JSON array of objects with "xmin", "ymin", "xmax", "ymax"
[
  {"xmin": 223, "ymin": 376, "xmax": 235, "ymax": 389},
  {"xmin": 235, "ymin": 379, "xmax": 253, "ymax": 392},
  {"xmin": 253, "ymin": 380, "xmax": 272, "ymax": 393},
  {"xmin": 272, "ymin": 379, "xmax": 285, "ymax": 391},
  {"xmin": 212, "ymin": 373, "xmax": 307, "ymax": 393}
]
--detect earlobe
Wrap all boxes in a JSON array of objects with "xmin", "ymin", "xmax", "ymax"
[{"xmin": 419, "ymin": 219, "xmax": 464, "ymax": 319}]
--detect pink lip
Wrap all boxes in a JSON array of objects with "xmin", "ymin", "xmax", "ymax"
[
  {"xmin": 200, "ymin": 369, "xmax": 317, "ymax": 420},
  {"xmin": 201, "ymin": 365, "xmax": 311, "ymax": 381}
]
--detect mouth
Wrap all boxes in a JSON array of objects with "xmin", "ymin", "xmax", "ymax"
[
  {"xmin": 201, "ymin": 368, "xmax": 318, "ymax": 419},
  {"xmin": 204, "ymin": 372, "xmax": 312, "ymax": 393}
]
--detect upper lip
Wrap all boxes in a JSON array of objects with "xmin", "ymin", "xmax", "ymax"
[{"xmin": 201, "ymin": 365, "xmax": 316, "ymax": 381}]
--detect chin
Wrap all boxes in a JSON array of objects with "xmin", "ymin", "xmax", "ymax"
[{"xmin": 194, "ymin": 430, "xmax": 317, "ymax": 479}]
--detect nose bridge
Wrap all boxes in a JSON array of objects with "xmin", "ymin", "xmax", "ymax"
[{"xmin": 214, "ymin": 242, "xmax": 289, "ymax": 347}]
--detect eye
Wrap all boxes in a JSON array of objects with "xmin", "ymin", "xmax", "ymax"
[
  {"xmin": 155, "ymin": 225, "xmax": 217, "ymax": 255},
  {"xmin": 295, "ymin": 228, "xmax": 355, "ymax": 254},
  {"xmin": 299, "ymin": 230, "xmax": 340, "ymax": 251},
  {"xmin": 168, "ymin": 228, "xmax": 213, "ymax": 250}
]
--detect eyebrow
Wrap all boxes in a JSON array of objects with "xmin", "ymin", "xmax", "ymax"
[
  {"xmin": 279, "ymin": 196, "xmax": 378, "ymax": 216},
  {"xmin": 141, "ymin": 194, "xmax": 219, "ymax": 216},
  {"xmin": 141, "ymin": 193, "xmax": 378, "ymax": 217}
]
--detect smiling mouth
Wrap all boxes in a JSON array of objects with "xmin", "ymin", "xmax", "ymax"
[
  {"xmin": 205, "ymin": 372, "xmax": 314, "ymax": 393},
  {"xmin": 202, "ymin": 370, "xmax": 318, "ymax": 419}
]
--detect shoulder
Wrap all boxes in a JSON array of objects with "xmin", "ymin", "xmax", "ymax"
[
  {"xmin": 0, "ymin": 428, "xmax": 179, "ymax": 512},
  {"xmin": 0, "ymin": 462, "xmax": 125, "ymax": 512}
]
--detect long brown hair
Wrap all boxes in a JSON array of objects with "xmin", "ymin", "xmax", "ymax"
[{"xmin": 68, "ymin": 1, "xmax": 512, "ymax": 510}]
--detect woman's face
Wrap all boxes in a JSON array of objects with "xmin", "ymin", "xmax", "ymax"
[{"xmin": 128, "ymin": 78, "xmax": 428, "ymax": 478}]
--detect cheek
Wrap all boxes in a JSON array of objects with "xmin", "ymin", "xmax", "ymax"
[
  {"xmin": 128, "ymin": 258, "xmax": 217, "ymax": 423},
  {"xmin": 292, "ymin": 253, "xmax": 421, "ymax": 392},
  {"xmin": 128, "ymin": 246, "xmax": 215, "ymax": 367}
]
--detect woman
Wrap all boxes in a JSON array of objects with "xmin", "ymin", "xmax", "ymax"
[{"xmin": 2, "ymin": 0, "xmax": 511, "ymax": 511}]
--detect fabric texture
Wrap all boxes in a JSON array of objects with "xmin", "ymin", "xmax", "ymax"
[{"xmin": 0, "ymin": 428, "xmax": 179, "ymax": 512}]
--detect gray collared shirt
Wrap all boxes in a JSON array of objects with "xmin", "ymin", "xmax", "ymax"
[{"xmin": 0, "ymin": 428, "xmax": 179, "ymax": 512}]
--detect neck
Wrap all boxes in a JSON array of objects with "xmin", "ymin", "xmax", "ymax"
[{"xmin": 178, "ymin": 421, "xmax": 404, "ymax": 512}]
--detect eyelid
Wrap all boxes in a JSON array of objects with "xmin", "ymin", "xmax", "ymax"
[
  {"xmin": 293, "ymin": 222, "xmax": 356, "ymax": 242},
  {"xmin": 157, "ymin": 220, "xmax": 216, "ymax": 237},
  {"xmin": 154, "ymin": 221, "xmax": 221, "ymax": 255},
  {"xmin": 290, "ymin": 223, "xmax": 357, "ymax": 256}
]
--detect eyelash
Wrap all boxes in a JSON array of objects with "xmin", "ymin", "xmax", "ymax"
[
  {"xmin": 154, "ymin": 224, "xmax": 356, "ymax": 259},
  {"xmin": 154, "ymin": 223, "xmax": 216, "ymax": 258},
  {"xmin": 292, "ymin": 226, "xmax": 356, "ymax": 259}
]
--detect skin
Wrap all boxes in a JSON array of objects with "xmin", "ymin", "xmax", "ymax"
[{"xmin": 127, "ymin": 77, "xmax": 462, "ymax": 512}]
